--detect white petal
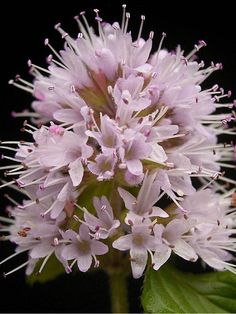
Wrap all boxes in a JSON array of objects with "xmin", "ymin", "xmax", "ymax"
[
  {"xmin": 118, "ymin": 188, "xmax": 136, "ymax": 211},
  {"xmin": 126, "ymin": 159, "xmax": 143, "ymax": 176},
  {"xmin": 54, "ymin": 109, "xmax": 81, "ymax": 123},
  {"xmin": 91, "ymin": 241, "xmax": 109, "ymax": 255},
  {"xmin": 173, "ymin": 239, "xmax": 198, "ymax": 261},
  {"xmin": 69, "ymin": 158, "xmax": 84, "ymax": 187},
  {"xmin": 50, "ymin": 200, "xmax": 65, "ymax": 219},
  {"xmin": 151, "ymin": 206, "xmax": 169, "ymax": 218},
  {"xmin": 77, "ymin": 254, "xmax": 92, "ymax": 272},
  {"xmin": 112, "ymin": 235, "xmax": 132, "ymax": 251},
  {"xmin": 79, "ymin": 224, "xmax": 90, "ymax": 241},
  {"xmin": 149, "ymin": 144, "xmax": 167, "ymax": 163},
  {"xmin": 153, "ymin": 246, "xmax": 171, "ymax": 271},
  {"xmin": 130, "ymin": 247, "xmax": 148, "ymax": 279},
  {"xmin": 30, "ymin": 242, "xmax": 53, "ymax": 259},
  {"xmin": 61, "ymin": 244, "xmax": 79, "ymax": 260}
]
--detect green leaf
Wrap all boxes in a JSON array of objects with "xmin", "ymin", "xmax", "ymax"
[
  {"xmin": 27, "ymin": 254, "xmax": 65, "ymax": 285},
  {"xmin": 142, "ymin": 264, "xmax": 236, "ymax": 313}
]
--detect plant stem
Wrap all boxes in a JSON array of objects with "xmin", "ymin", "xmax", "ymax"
[{"xmin": 109, "ymin": 270, "xmax": 129, "ymax": 313}]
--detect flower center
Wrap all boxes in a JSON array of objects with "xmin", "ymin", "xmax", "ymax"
[
  {"xmin": 77, "ymin": 240, "xmax": 90, "ymax": 254},
  {"xmin": 133, "ymin": 234, "xmax": 144, "ymax": 247}
]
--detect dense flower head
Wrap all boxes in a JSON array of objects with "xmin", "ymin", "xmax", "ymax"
[{"xmin": 0, "ymin": 5, "xmax": 236, "ymax": 279}]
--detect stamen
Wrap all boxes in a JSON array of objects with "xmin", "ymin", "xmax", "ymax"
[
  {"xmin": 156, "ymin": 32, "xmax": 167, "ymax": 60},
  {"xmin": 0, "ymin": 249, "xmax": 27, "ymax": 265},
  {"xmin": 0, "ymin": 216, "xmax": 14, "ymax": 224},
  {"xmin": 14, "ymin": 75, "xmax": 34, "ymax": 88},
  {"xmin": 4, "ymin": 194, "xmax": 19, "ymax": 206},
  {"xmin": 121, "ymin": 4, "xmax": 127, "ymax": 32},
  {"xmin": 124, "ymin": 12, "xmax": 130, "ymax": 34},
  {"xmin": 94, "ymin": 9, "xmax": 104, "ymax": 40},
  {"xmin": 3, "ymin": 260, "xmax": 30, "ymax": 277},
  {"xmin": 8, "ymin": 80, "xmax": 33, "ymax": 94},
  {"xmin": 137, "ymin": 15, "xmax": 145, "ymax": 43},
  {"xmin": 69, "ymin": 258, "xmax": 77, "ymax": 270},
  {"xmin": 39, "ymin": 252, "xmax": 53, "ymax": 273}
]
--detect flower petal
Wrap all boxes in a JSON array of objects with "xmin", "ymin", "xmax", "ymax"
[
  {"xmin": 126, "ymin": 159, "xmax": 143, "ymax": 176},
  {"xmin": 130, "ymin": 247, "xmax": 148, "ymax": 279},
  {"xmin": 30, "ymin": 242, "xmax": 53, "ymax": 259},
  {"xmin": 118, "ymin": 187, "xmax": 136, "ymax": 211},
  {"xmin": 69, "ymin": 158, "xmax": 84, "ymax": 187},
  {"xmin": 77, "ymin": 254, "xmax": 92, "ymax": 272},
  {"xmin": 91, "ymin": 240, "xmax": 109, "ymax": 255},
  {"xmin": 112, "ymin": 235, "xmax": 132, "ymax": 251},
  {"xmin": 173, "ymin": 239, "xmax": 198, "ymax": 261},
  {"xmin": 153, "ymin": 245, "xmax": 171, "ymax": 271},
  {"xmin": 61, "ymin": 244, "xmax": 79, "ymax": 260}
]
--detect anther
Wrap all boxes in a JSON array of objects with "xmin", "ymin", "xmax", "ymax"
[
  {"xmin": 47, "ymin": 55, "xmax": 53, "ymax": 63},
  {"xmin": 151, "ymin": 72, "xmax": 157, "ymax": 78},
  {"xmin": 198, "ymin": 40, "xmax": 207, "ymax": 47},
  {"xmin": 54, "ymin": 23, "xmax": 61, "ymax": 30},
  {"xmin": 128, "ymin": 219, "xmax": 133, "ymax": 226},
  {"xmin": 62, "ymin": 33, "xmax": 69, "ymax": 39},
  {"xmin": 53, "ymin": 237, "xmax": 59, "ymax": 246},
  {"xmin": 27, "ymin": 59, "xmax": 32, "ymax": 67},
  {"xmin": 149, "ymin": 31, "xmax": 154, "ymax": 39},
  {"xmin": 15, "ymin": 74, "xmax": 21, "ymax": 81}
]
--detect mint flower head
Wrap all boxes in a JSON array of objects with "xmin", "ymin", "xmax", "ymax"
[{"xmin": 0, "ymin": 4, "xmax": 236, "ymax": 312}]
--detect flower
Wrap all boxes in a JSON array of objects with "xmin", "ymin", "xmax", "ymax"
[
  {"xmin": 0, "ymin": 5, "xmax": 235, "ymax": 279},
  {"xmin": 113, "ymin": 224, "xmax": 158, "ymax": 278},
  {"xmin": 118, "ymin": 172, "xmax": 168, "ymax": 220},
  {"xmin": 61, "ymin": 225, "xmax": 108, "ymax": 272},
  {"xmin": 83, "ymin": 196, "xmax": 120, "ymax": 239}
]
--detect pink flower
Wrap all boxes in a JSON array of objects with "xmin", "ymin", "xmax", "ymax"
[
  {"xmin": 62, "ymin": 225, "xmax": 108, "ymax": 272},
  {"xmin": 113, "ymin": 224, "xmax": 158, "ymax": 278},
  {"xmin": 0, "ymin": 5, "xmax": 235, "ymax": 279},
  {"xmin": 118, "ymin": 172, "xmax": 168, "ymax": 219},
  {"xmin": 153, "ymin": 220, "xmax": 198, "ymax": 271},
  {"xmin": 83, "ymin": 196, "xmax": 120, "ymax": 239}
]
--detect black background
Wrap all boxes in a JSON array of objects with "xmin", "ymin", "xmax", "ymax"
[{"xmin": 0, "ymin": 0, "xmax": 235, "ymax": 312}]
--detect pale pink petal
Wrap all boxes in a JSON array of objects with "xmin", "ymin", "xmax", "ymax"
[
  {"xmin": 84, "ymin": 211, "xmax": 101, "ymax": 231},
  {"xmin": 77, "ymin": 254, "xmax": 92, "ymax": 272},
  {"xmin": 26, "ymin": 259, "xmax": 38, "ymax": 275},
  {"xmin": 30, "ymin": 242, "xmax": 53, "ymax": 258},
  {"xmin": 50, "ymin": 200, "xmax": 65, "ymax": 219},
  {"xmin": 126, "ymin": 159, "xmax": 143, "ymax": 176},
  {"xmin": 151, "ymin": 206, "xmax": 169, "ymax": 218},
  {"xmin": 112, "ymin": 235, "xmax": 132, "ymax": 251},
  {"xmin": 173, "ymin": 239, "xmax": 198, "ymax": 261},
  {"xmin": 54, "ymin": 109, "xmax": 82, "ymax": 123},
  {"xmin": 69, "ymin": 158, "xmax": 84, "ymax": 187},
  {"xmin": 63, "ymin": 229, "xmax": 78, "ymax": 241},
  {"xmin": 118, "ymin": 187, "xmax": 136, "ymax": 211},
  {"xmin": 91, "ymin": 240, "xmax": 109, "ymax": 255},
  {"xmin": 100, "ymin": 196, "xmax": 114, "ymax": 218},
  {"xmin": 61, "ymin": 244, "xmax": 79, "ymax": 260},
  {"xmin": 165, "ymin": 219, "xmax": 190, "ymax": 242},
  {"xmin": 153, "ymin": 224, "xmax": 165, "ymax": 239},
  {"xmin": 79, "ymin": 224, "xmax": 91, "ymax": 241},
  {"xmin": 153, "ymin": 245, "xmax": 171, "ymax": 270},
  {"xmin": 130, "ymin": 247, "xmax": 148, "ymax": 279},
  {"xmin": 124, "ymin": 170, "xmax": 144, "ymax": 185}
]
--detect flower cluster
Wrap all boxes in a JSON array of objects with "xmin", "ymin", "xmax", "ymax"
[{"xmin": 1, "ymin": 6, "xmax": 235, "ymax": 279}]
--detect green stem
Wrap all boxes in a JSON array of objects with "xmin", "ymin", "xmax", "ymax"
[{"xmin": 109, "ymin": 270, "xmax": 129, "ymax": 313}]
